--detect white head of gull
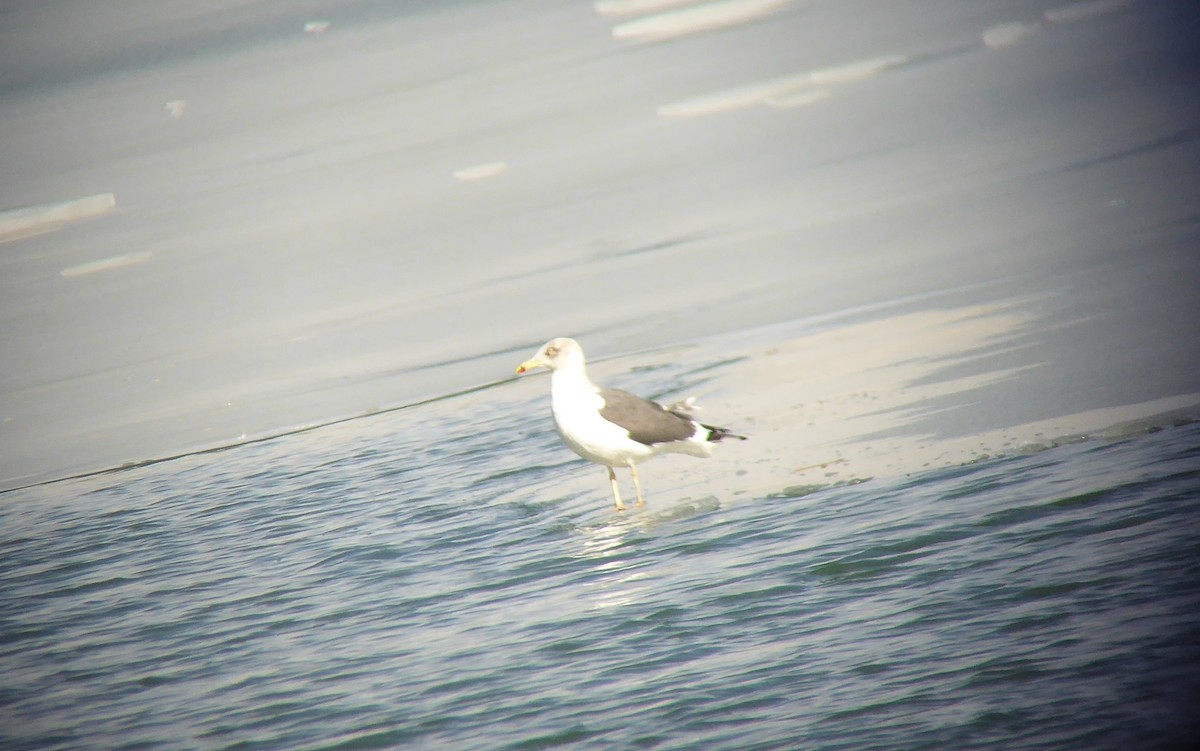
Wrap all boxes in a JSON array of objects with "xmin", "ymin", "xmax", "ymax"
[{"xmin": 515, "ymin": 337, "xmax": 745, "ymax": 511}]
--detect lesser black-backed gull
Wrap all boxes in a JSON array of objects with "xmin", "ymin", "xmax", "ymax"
[{"xmin": 516, "ymin": 337, "xmax": 745, "ymax": 511}]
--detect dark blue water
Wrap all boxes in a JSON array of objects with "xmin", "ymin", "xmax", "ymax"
[{"xmin": 2, "ymin": 382, "xmax": 1198, "ymax": 750}]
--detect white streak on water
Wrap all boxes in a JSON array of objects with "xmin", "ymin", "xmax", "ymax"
[
  {"xmin": 453, "ymin": 162, "xmax": 508, "ymax": 181},
  {"xmin": 1044, "ymin": 0, "xmax": 1133, "ymax": 24},
  {"xmin": 612, "ymin": 0, "xmax": 792, "ymax": 42},
  {"xmin": 983, "ymin": 21, "xmax": 1043, "ymax": 49},
  {"xmin": 60, "ymin": 251, "xmax": 154, "ymax": 278},
  {"xmin": 594, "ymin": 0, "xmax": 697, "ymax": 16},
  {"xmin": 0, "ymin": 193, "xmax": 116, "ymax": 243},
  {"xmin": 658, "ymin": 55, "xmax": 906, "ymax": 117},
  {"xmin": 59, "ymin": 249, "xmax": 153, "ymax": 275}
]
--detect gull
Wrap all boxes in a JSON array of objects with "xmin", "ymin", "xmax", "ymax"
[{"xmin": 516, "ymin": 337, "xmax": 745, "ymax": 511}]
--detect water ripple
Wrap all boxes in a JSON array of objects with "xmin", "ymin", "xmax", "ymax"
[{"xmin": 2, "ymin": 413, "xmax": 1198, "ymax": 750}]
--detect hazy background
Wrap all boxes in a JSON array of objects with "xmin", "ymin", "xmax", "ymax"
[{"xmin": 1, "ymin": 0, "xmax": 1198, "ymax": 490}]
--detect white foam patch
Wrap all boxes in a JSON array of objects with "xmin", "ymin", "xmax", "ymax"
[
  {"xmin": 613, "ymin": 0, "xmax": 792, "ymax": 42},
  {"xmin": 453, "ymin": 162, "xmax": 507, "ymax": 181},
  {"xmin": 982, "ymin": 21, "xmax": 1043, "ymax": 49},
  {"xmin": 1044, "ymin": 0, "xmax": 1132, "ymax": 24},
  {"xmin": 60, "ymin": 251, "xmax": 154, "ymax": 278}
]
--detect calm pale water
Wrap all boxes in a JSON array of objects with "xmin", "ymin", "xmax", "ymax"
[{"xmin": 3, "ymin": 381, "xmax": 1198, "ymax": 750}]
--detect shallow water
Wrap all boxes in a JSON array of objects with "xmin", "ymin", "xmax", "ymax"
[{"xmin": 2, "ymin": 385, "xmax": 1197, "ymax": 750}]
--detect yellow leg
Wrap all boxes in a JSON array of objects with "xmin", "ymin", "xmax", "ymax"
[
  {"xmin": 628, "ymin": 461, "xmax": 645, "ymax": 508},
  {"xmin": 607, "ymin": 466, "xmax": 625, "ymax": 512}
]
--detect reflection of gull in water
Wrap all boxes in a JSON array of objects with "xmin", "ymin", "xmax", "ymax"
[
  {"xmin": 516, "ymin": 338, "xmax": 745, "ymax": 511},
  {"xmin": 578, "ymin": 523, "xmax": 647, "ymax": 610}
]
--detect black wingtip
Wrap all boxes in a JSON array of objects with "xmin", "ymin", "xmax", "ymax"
[{"xmin": 705, "ymin": 424, "xmax": 748, "ymax": 442}]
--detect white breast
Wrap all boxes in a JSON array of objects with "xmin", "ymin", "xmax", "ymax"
[{"xmin": 550, "ymin": 371, "xmax": 655, "ymax": 466}]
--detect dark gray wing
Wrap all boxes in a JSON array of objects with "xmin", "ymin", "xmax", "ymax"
[{"xmin": 599, "ymin": 388, "xmax": 697, "ymax": 445}]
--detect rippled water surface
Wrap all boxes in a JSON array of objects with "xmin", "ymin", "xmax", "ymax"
[{"xmin": 3, "ymin": 395, "xmax": 1198, "ymax": 750}]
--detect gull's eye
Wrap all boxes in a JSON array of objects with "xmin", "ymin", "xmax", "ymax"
[{"xmin": 545, "ymin": 346, "xmax": 559, "ymax": 357}]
